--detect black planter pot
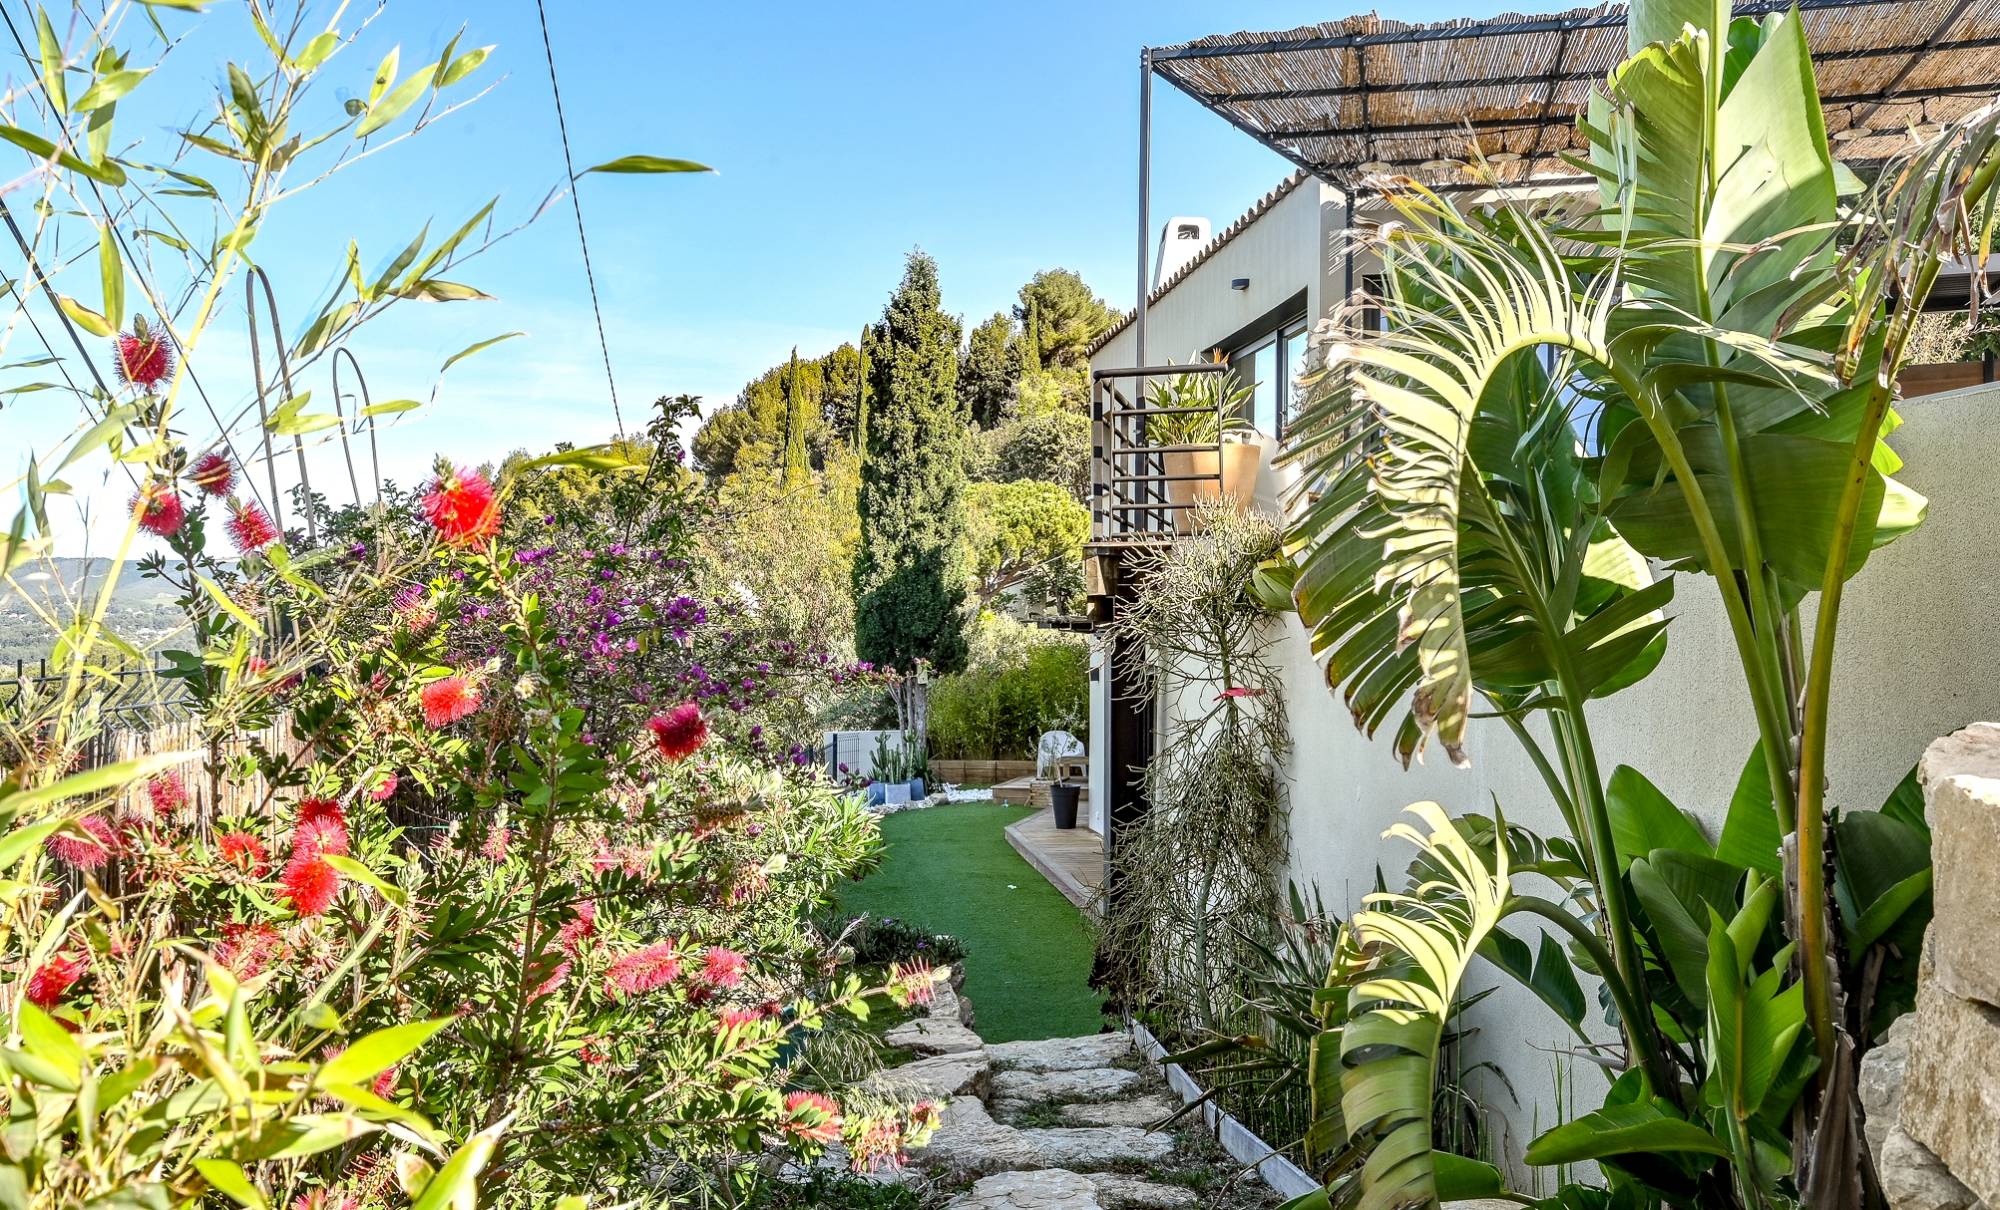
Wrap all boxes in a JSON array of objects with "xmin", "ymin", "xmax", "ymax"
[{"xmin": 1050, "ymin": 782, "xmax": 1080, "ymax": 830}]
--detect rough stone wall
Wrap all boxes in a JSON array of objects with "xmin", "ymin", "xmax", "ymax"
[{"xmin": 1861, "ymin": 722, "xmax": 2000, "ymax": 1210}]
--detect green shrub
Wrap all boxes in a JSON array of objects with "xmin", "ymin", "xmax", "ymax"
[
  {"xmin": 926, "ymin": 616, "xmax": 1086, "ymax": 761},
  {"xmin": 846, "ymin": 914, "xmax": 968, "ymax": 968}
]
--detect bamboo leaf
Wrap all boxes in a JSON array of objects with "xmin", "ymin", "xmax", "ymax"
[
  {"xmin": 357, "ymin": 60, "xmax": 434, "ymax": 137},
  {"xmin": 438, "ymin": 46, "xmax": 491, "ymax": 88},
  {"xmin": 0, "ymin": 124, "xmax": 126, "ymax": 184},
  {"xmin": 579, "ymin": 154, "xmax": 713, "ymax": 176},
  {"xmin": 34, "ymin": 8, "xmax": 65, "ymax": 115},
  {"xmin": 73, "ymin": 68, "xmax": 149, "ymax": 112},
  {"xmin": 439, "ymin": 331, "xmax": 523, "ymax": 374},
  {"xmin": 97, "ymin": 225, "xmax": 124, "ymax": 331},
  {"xmin": 193, "ymin": 1159, "xmax": 266, "ymax": 1209}
]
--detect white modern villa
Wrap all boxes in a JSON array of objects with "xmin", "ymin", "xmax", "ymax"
[{"xmin": 1077, "ymin": 0, "xmax": 2000, "ymax": 1177}]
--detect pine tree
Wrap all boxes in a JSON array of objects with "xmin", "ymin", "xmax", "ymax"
[
  {"xmin": 853, "ymin": 252, "xmax": 969, "ymax": 676},
  {"xmin": 960, "ymin": 311, "xmax": 1021, "ymax": 429}
]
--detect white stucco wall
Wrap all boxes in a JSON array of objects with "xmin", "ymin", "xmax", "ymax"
[
  {"xmin": 1088, "ymin": 176, "xmax": 1346, "ymax": 835},
  {"xmin": 1086, "ymin": 175, "xmax": 2000, "ymax": 1172},
  {"xmin": 1266, "ymin": 380, "xmax": 2000, "ymax": 1171}
]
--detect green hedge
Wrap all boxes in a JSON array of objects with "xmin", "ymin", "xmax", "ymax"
[{"xmin": 927, "ymin": 617, "xmax": 1086, "ymax": 761}]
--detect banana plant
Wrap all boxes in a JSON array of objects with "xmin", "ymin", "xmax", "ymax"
[
  {"xmin": 1280, "ymin": 0, "xmax": 2000, "ymax": 1198},
  {"xmin": 1302, "ymin": 773, "xmax": 1931, "ymax": 1209}
]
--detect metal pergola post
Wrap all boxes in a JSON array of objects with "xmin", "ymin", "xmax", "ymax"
[{"xmin": 1137, "ymin": 46, "xmax": 1152, "ymax": 369}]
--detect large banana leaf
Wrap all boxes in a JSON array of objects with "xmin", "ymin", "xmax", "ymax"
[
  {"xmin": 1334, "ymin": 803, "xmax": 1511, "ymax": 1210},
  {"xmin": 1282, "ymin": 201, "xmax": 1675, "ymax": 765}
]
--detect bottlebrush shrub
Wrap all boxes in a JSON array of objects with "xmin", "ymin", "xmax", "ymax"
[{"xmin": 103, "ymin": 503, "xmax": 938, "ymax": 1204}]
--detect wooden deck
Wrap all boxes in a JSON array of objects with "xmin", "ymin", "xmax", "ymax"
[{"xmin": 1004, "ymin": 805, "xmax": 1104, "ymax": 916}]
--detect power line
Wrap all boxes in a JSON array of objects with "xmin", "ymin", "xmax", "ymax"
[{"xmin": 532, "ymin": 0, "xmax": 625, "ymax": 439}]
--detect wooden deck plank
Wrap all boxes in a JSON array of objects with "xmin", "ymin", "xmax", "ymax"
[{"xmin": 1004, "ymin": 806, "xmax": 1104, "ymax": 916}]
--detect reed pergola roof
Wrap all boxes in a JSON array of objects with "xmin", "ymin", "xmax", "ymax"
[{"xmin": 1150, "ymin": 0, "xmax": 2000, "ymax": 190}]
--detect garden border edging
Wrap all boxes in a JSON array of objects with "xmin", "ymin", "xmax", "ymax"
[{"xmin": 1128, "ymin": 1020, "xmax": 1321, "ymax": 1200}]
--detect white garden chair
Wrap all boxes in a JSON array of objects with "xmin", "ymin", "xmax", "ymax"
[{"xmin": 1036, "ymin": 730, "xmax": 1086, "ymax": 782}]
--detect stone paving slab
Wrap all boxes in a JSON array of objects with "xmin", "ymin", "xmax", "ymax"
[
  {"xmin": 991, "ymin": 1066, "xmax": 1143, "ymax": 1107},
  {"xmin": 1022, "ymin": 1124, "xmax": 1176, "ymax": 1169},
  {"xmin": 885, "ymin": 1014, "xmax": 986, "ymax": 1056},
  {"xmin": 988, "ymin": 1033, "xmax": 1132, "ymax": 1072},
  {"xmin": 865, "ymin": 1050, "xmax": 992, "ymax": 1102},
  {"xmin": 944, "ymin": 1169, "xmax": 1201, "ymax": 1210},
  {"xmin": 1059, "ymin": 1094, "xmax": 1180, "ymax": 1128}
]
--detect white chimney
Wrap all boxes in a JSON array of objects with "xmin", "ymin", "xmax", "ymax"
[{"xmin": 1154, "ymin": 216, "xmax": 1211, "ymax": 289}]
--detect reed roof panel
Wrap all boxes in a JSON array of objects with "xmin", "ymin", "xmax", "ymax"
[{"xmin": 1151, "ymin": 0, "xmax": 2000, "ymax": 188}]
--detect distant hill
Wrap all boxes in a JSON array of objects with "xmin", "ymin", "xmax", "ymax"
[{"xmin": 0, "ymin": 557, "xmax": 190, "ymax": 668}]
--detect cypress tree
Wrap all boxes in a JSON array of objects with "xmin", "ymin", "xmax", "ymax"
[
  {"xmin": 853, "ymin": 252, "xmax": 969, "ymax": 676},
  {"xmin": 781, "ymin": 346, "xmax": 810, "ymax": 484},
  {"xmin": 854, "ymin": 324, "xmax": 870, "ymax": 453}
]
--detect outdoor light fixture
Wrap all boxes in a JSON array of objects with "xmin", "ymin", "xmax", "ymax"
[
  {"xmin": 1357, "ymin": 160, "xmax": 1394, "ymax": 174},
  {"xmin": 1230, "ymin": 277, "xmax": 1250, "ymax": 291}
]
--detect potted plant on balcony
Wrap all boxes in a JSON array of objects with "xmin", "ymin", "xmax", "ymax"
[{"xmin": 1145, "ymin": 369, "xmax": 1261, "ymax": 521}]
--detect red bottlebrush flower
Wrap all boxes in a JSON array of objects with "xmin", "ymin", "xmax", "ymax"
[
  {"xmin": 280, "ymin": 852, "xmax": 341, "ymax": 916},
  {"xmin": 420, "ymin": 674, "xmax": 481, "ymax": 728},
  {"xmin": 214, "ymin": 921, "xmax": 281, "ymax": 976},
  {"xmin": 25, "ymin": 953, "xmax": 85, "ymax": 1009},
  {"xmin": 715, "ymin": 1007, "xmax": 763, "ymax": 1035},
  {"xmin": 226, "ymin": 500, "xmax": 278, "ymax": 553},
  {"xmin": 578, "ymin": 1035, "xmax": 608, "ymax": 1065},
  {"xmin": 144, "ymin": 770, "xmax": 187, "ymax": 817},
  {"xmin": 187, "ymin": 450, "xmax": 234, "ymax": 496},
  {"xmin": 557, "ymin": 900, "xmax": 596, "ymax": 955},
  {"xmin": 113, "ymin": 321, "xmax": 174, "ymax": 391},
  {"xmin": 782, "ymin": 1091, "xmax": 843, "ymax": 1146},
  {"xmin": 293, "ymin": 815, "xmax": 349, "ymax": 860},
  {"xmin": 646, "ymin": 702, "xmax": 709, "ymax": 762},
  {"xmin": 700, "ymin": 946, "xmax": 747, "ymax": 990},
  {"xmin": 291, "ymin": 1193, "xmax": 361, "ymax": 1210},
  {"xmin": 367, "ymin": 771, "xmax": 397, "ymax": 801},
  {"xmin": 891, "ymin": 960, "xmax": 938, "ymax": 1007},
  {"xmin": 420, "ymin": 466, "xmax": 501, "ymax": 547},
  {"xmin": 605, "ymin": 942, "xmax": 680, "ymax": 999},
  {"xmin": 49, "ymin": 815, "xmax": 116, "ymax": 870},
  {"xmin": 371, "ymin": 1064, "xmax": 398, "ymax": 1097},
  {"xmin": 298, "ymin": 796, "xmax": 346, "ymax": 832},
  {"xmin": 132, "ymin": 483, "xmax": 186, "ymax": 537},
  {"xmin": 529, "ymin": 958, "xmax": 570, "ymax": 1002},
  {"xmin": 480, "ymin": 824, "xmax": 509, "ymax": 862},
  {"xmin": 217, "ymin": 830, "xmax": 270, "ymax": 876}
]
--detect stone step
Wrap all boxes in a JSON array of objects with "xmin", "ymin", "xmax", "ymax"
[
  {"xmin": 1060, "ymin": 1094, "xmax": 1182, "ymax": 1128},
  {"xmin": 988, "ymin": 1033, "xmax": 1133, "ymax": 1072},
  {"xmin": 991, "ymin": 1065, "xmax": 1144, "ymax": 1109},
  {"xmin": 884, "ymin": 1014, "xmax": 985, "ymax": 1056},
  {"xmin": 862, "ymin": 1049, "xmax": 991, "ymax": 1102},
  {"xmin": 915, "ymin": 1096, "xmax": 1176, "ymax": 1180},
  {"xmin": 944, "ymin": 1168, "xmax": 1198, "ymax": 1209}
]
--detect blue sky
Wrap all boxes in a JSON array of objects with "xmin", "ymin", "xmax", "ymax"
[{"xmin": 8, "ymin": 0, "xmax": 1504, "ymax": 552}]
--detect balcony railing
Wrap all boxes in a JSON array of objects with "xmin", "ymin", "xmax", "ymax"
[{"xmin": 1089, "ymin": 363, "xmax": 1229, "ymax": 544}]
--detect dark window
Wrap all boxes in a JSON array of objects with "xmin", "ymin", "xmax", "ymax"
[{"xmin": 1224, "ymin": 311, "xmax": 1310, "ymax": 437}]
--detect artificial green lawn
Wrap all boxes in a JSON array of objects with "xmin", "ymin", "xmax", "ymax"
[{"xmin": 841, "ymin": 803, "xmax": 1103, "ymax": 1044}]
